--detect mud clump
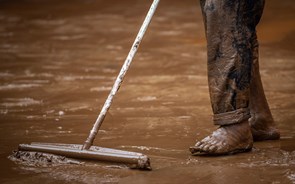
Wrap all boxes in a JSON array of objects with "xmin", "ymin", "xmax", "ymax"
[{"xmin": 8, "ymin": 150, "xmax": 82, "ymax": 167}]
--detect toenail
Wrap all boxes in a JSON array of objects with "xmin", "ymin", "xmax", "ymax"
[
  {"xmin": 195, "ymin": 142, "xmax": 202, "ymax": 147},
  {"xmin": 199, "ymin": 144, "xmax": 206, "ymax": 150},
  {"xmin": 203, "ymin": 144, "xmax": 210, "ymax": 151},
  {"xmin": 209, "ymin": 145, "xmax": 217, "ymax": 152}
]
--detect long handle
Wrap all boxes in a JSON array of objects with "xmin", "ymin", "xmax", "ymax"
[{"xmin": 82, "ymin": 0, "xmax": 160, "ymax": 150}]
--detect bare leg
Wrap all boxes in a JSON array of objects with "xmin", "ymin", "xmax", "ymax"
[{"xmin": 249, "ymin": 42, "xmax": 280, "ymax": 141}]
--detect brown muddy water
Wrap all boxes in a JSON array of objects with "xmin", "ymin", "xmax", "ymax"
[{"xmin": 0, "ymin": 0, "xmax": 294, "ymax": 183}]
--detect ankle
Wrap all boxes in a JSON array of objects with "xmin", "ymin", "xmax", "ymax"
[
  {"xmin": 250, "ymin": 114, "xmax": 280, "ymax": 141},
  {"xmin": 249, "ymin": 113, "xmax": 274, "ymax": 128}
]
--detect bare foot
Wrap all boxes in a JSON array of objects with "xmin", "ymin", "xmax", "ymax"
[
  {"xmin": 190, "ymin": 120, "xmax": 253, "ymax": 155},
  {"xmin": 249, "ymin": 114, "xmax": 280, "ymax": 141}
]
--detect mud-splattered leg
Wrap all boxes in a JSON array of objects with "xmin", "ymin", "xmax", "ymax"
[
  {"xmin": 249, "ymin": 37, "xmax": 280, "ymax": 141},
  {"xmin": 190, "ymin": 0, "xmax": 265, "ymax": 155}
]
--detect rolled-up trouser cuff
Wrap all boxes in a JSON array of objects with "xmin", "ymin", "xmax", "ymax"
[{"xmin": 213, "ymin": 108, "xmax": 251, "ymax": 126}]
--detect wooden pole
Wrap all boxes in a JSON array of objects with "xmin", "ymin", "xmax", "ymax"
[{"xmin": 82, "ymin": 0, "xmax": 160, "ymax": 150}]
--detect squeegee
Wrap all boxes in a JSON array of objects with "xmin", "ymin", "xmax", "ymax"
[{"xmin": 18, "ymin": 0, "xmax": 160, "ymax": 170}]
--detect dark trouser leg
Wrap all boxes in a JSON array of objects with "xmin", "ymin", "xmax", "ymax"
[
  {"xmin": 189, "ymin": 0, "xmax": 265, "ymax": 155},
  {"xmin": 200, "ymin": 0, "xmax": 264, "ymax": 126}
]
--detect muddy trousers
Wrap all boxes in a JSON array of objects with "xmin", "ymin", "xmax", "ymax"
[{"xmin": 200, "ymin": 0, "xmax": 273, "ymax": 126}]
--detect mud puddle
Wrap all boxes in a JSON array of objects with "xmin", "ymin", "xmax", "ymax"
[{"xmin": 0, "ymin": 0, "xmax": 294, "ymax": 183}]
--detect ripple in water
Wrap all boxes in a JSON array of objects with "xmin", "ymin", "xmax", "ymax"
[
  {"xmin": 90, "ymin": 86, "xmax": 112, "ymax": 92},
  {"xmin": 0, "ymin": 84, "xmax": 42, "ymax": 91},
  {"xmin": 0, "ymin": 98, "xmax": 42, "ymax": 107}
]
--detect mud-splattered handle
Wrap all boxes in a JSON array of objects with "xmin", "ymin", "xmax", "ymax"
[{"xmin": 83, "ymin": 0, "xmax": 160, "ymax": 150}]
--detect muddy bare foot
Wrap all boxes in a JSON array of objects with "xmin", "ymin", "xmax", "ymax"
[
  {"xmin": 249, "ymin": 115, "xmax": 280, "ymax": 141},
  {"xmin": 190, "ymin": 121, "xmax": 253, "ymax": 155}
]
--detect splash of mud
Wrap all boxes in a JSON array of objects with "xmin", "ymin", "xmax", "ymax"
[{"xmin": 8, "ymin": 151, "xmax": 82, "ymax": 167}]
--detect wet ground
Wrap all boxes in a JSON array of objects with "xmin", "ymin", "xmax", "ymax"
[{"xmin": 0, "ymin": 0, "xmax": 294, "ymax": 183}]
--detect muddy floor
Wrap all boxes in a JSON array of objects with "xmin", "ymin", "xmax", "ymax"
[{"xmin": 0, "ymin": 0, "xmax": 294, "ymax": 183}]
